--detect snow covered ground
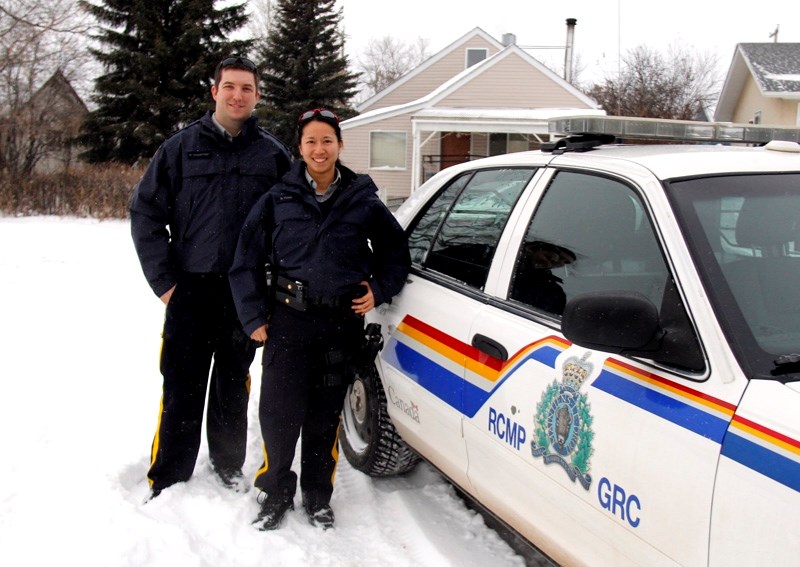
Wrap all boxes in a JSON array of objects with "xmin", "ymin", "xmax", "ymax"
[{"xmin": 0, "ymin": 217, "xmax": 531, "ymax": 567}]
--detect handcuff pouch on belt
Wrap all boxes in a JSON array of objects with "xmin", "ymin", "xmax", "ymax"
[{"xmin": 275, "ymin": 274, "xmax": 307, "ymax": 312}]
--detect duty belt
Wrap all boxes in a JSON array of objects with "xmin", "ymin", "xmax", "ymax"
[{"xmin": 275, "ymin": 275, "xmax": 360, "ymax": 312}]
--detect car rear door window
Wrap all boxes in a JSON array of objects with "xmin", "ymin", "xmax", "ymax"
[{"xmin": 408, "ymin": 168, "xmax": 535, "ymax": 289}]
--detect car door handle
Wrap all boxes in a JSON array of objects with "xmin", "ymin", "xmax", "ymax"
[{"xmin": 471, "ymin": 334, "xmax": 509, "ymax": 361}]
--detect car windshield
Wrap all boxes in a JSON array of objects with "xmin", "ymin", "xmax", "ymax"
[{"xmin": 668, "ymin": 173, "xmax": 800, "ymax": 380}]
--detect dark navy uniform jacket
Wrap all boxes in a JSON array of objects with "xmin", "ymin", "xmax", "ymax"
[
  {"xmin": 229, "ymin": 160, "xmax": 411, "ymax": 336},
  {"xmin": 130, "ymin": 111, "xmax": 292, "ymax": 297}
]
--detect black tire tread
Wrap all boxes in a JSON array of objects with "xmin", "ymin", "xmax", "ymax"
[{"xmin": 340, "ymin": 365, "xmax": 420, "ymax": 477}]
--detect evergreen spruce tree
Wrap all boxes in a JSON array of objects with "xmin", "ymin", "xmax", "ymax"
[
  {"xmin": 255, "ymin": 0, "xmax": 359, "ymax": 150},
  {"xmin": 79, "ymin": 0, "xmax": 252, "ymax": 163}
]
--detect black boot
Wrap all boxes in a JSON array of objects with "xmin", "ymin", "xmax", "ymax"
[
  {"xmin": 213, "ymin": 466, "xmax": 248, "ymax": 493},
  {"xmin": 252, "ymin": 489, "xmax": 294, "ymax": 531},
  {"xmin": 304, "ymin": 501, "xmax": 335, "ymax": 530}
]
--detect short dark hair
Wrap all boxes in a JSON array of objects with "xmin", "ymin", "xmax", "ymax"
[{"xmin": 214, "ymin": 56, "xmax": 259, "ymax": 86}]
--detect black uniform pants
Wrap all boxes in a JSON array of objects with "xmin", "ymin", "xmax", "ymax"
[
  {"xmin": 255, "ymin": 303, "xmax": 363, "ymax": 508},
  {"xmin": 148, "ymin": 273, "xmax": 256, "ymax": 490}
]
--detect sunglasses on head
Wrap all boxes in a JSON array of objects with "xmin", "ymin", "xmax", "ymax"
[
  {"xmin": 220, "ymin": 56, "xmax": 257, "ymax": 71},
  {"xmin": 298, "ymin": 108, "xmax": 339, "ymax": 124}
]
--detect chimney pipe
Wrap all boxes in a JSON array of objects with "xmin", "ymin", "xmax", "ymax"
[{"xmin": 564, "ymin": 18, "xmax": 577, "ymax": 84}]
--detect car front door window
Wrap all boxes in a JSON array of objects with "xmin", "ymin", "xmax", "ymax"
[{"xmin": 510, "ymin": 171, "xmax": 669, "ymax": 315}]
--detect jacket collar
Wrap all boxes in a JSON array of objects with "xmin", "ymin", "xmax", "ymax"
[
  {"xmin": 285, "ymin": 161, "xmax": 372, "ymax": 194},
  {"xmin": 200, "ymin": 111, "xmax": 259, "ymax": 143}
]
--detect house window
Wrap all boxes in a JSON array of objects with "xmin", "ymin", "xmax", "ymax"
[
  {"xmin": 466, "ymin": 48, "xmax": 488, "ymax": 68},
  {"xmin": 369, "ymin": 131, "xmax": 406, "ymax": 169},
  {"xmin": 489, "ymin": 133, "xmax": 529, "ymax": 156}
]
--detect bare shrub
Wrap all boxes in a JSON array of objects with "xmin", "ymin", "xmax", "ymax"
[
  {"xmin": 0, "ymin": 162, "xmax": 145, "ymax": 219},
  {"xmin": 587, "ymin": 44, "xmax": 719, "ymax": 120}
]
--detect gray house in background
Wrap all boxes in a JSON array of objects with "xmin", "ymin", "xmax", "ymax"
[
  {"xmin": 340, "ymin": 27, "xmax": 603, "ymax": 202},
  {"xmin": 0, "ymin": 70, "xmax": 88, "ymax": 174},
  {"xmin": 714, "ymin": 43, "xmax": 800, "ymax": 127},
  {"xmin": 34, "ymin": 71, "xmax": 88, "ymax": 173}
]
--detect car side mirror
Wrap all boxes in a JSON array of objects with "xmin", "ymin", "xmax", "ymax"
[
  {"xmin": 562, "ymin": 290, "xmax": 661, "ymax": 352},
  {"xmin": 562, "ymin": 290, "xmax": 704, "ymax": 372}
]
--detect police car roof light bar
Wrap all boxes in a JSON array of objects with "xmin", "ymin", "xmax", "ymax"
[{"xmin": 548, "ymin": 115, "xmax": 800, "ymax": 145}]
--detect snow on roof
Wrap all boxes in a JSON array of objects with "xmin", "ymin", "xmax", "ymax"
[{"xmin": 739, "ymin": 43, "xmax": 800, "ymax": 94}]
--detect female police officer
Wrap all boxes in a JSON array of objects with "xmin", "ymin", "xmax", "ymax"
[{"xmin": 229, "ymin": 108, "xmax": 410, "ymax": 530}]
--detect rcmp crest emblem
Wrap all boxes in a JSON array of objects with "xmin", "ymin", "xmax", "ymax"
[{"xmin": 531, "ymin": 352, "xmax": 594, "ymax": 490}]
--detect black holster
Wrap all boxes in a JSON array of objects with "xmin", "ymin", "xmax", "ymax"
[
  {"xmin": 322, "ymin": 323, "xmax": 383, "ymax": 387},
  {"xmin": 361, "ymin": 323, "xmax": 384, "ymax": 366},
  {"xmin": 348, "ymin": 323, "xmax": 384, "ymax": 381}
]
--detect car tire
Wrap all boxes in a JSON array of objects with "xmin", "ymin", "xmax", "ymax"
[{"xmin": 340, "ymin": 362, "xmax": 420, "ymax": 476}]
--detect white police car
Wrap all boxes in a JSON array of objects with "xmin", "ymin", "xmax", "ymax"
[{"xmin": 340, "ymin": 116, "xmax": 800, "ymax": 566}]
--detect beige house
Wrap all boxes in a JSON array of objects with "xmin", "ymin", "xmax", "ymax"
[
  {"xmin": 340, "ymin": 28, "xmax": 602, "ymax": 202},
  {"xmin": 714, "ymin": 43, "xmax": 800, "ymax": 127}
]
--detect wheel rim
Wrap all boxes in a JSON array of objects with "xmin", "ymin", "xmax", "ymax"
[
  {"xmin": 342, "ymin": 378, "xmax": 370, "ymax": 453},
  {"xmin": 350, "ymin": 379, "xmax": 367, "ymax": 425}
]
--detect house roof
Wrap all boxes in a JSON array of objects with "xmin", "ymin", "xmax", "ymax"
[
  {"xmin": 343, "ymin": 43, "xmax": 600, "ymax": 132},
  {"xmin": 714, "ymin": 43, "xmax": 800, "ymax": 121},
  {"xmin": 355, "ymin": 27, "xmax": 504, "ymax": 113}
]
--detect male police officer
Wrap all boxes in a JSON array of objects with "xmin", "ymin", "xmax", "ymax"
[{"xmin": 130, "ymin": 57, "xmax": 291, "ymax": 499}]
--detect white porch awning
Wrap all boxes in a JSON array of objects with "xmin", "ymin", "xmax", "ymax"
[{"xmin": 409, "ymin": 107, "xmax": 606, "ymax": 191}]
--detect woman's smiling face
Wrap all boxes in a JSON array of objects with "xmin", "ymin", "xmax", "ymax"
[{"xmin": 299, "ymin": 120, "xmax": 343, "ymax": 185}]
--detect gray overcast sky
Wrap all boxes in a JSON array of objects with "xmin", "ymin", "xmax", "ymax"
[{"xmin": 336, "ymin": 0, "xmax": 799, "ymax": 87}]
